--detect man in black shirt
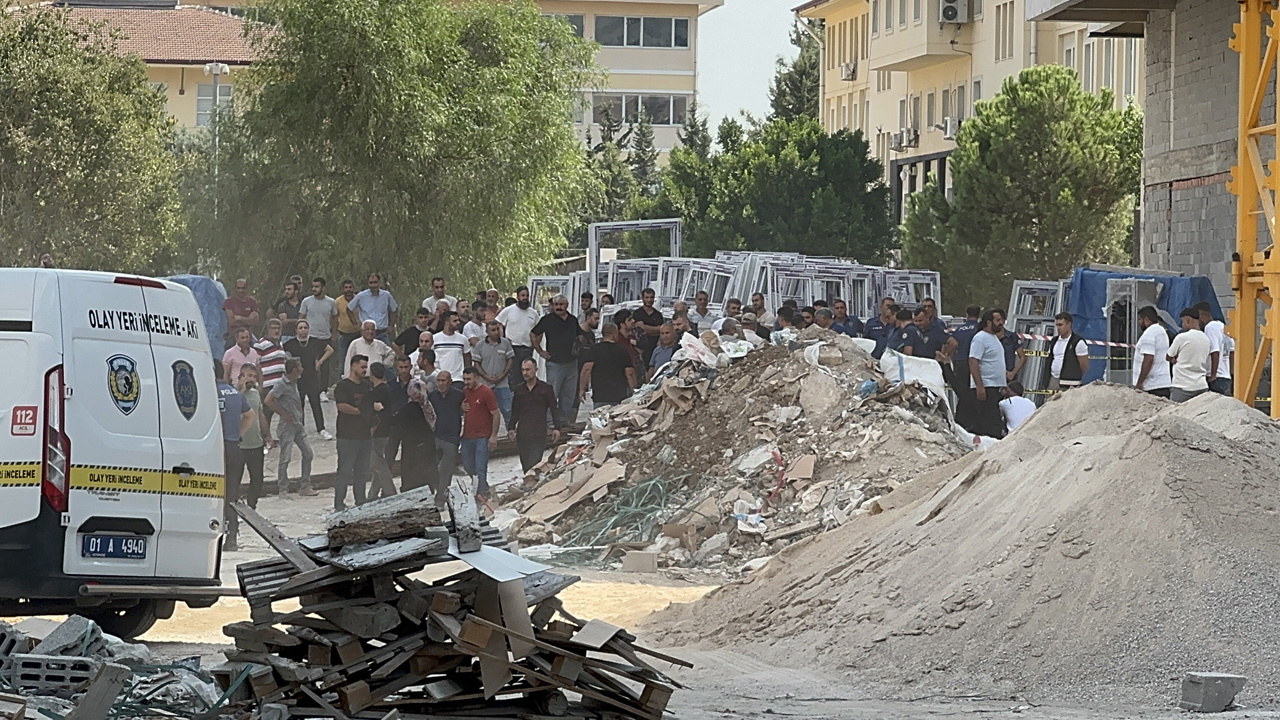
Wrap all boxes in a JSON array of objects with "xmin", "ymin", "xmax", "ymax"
[
  {"xmin": 579, "ymin": 323, "xmax": 636, "ymax": 409},
  {"xmin": 428, "ymin": 371, "xmax": 465, "ymax": 509},
  {"xmin": 367, "ymin": 362, "xmax": 398, "ymax": 501},
  {"xmin": 633, "ymin": 288, "xmax": 664, "ymax": 366},
  {"xmin": 394, "ymin": 307, "xmax": 435, "ymax": 357},
  {"xmin": 283, "ymin": 320, "xmax": 334, "ymax": 440},
  {"xmin": 574, "ymin": 307, "xmax": 599, "ymax": 420},
  {"xmin": 334, "ymin": 355, "xmax": 373, "ymax": 510},
  {"xmin": 530, "ymin": 294, "xmax": 579, "ymax": 427}
]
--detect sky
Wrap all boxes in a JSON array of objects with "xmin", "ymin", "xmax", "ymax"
[{"xmin": 697, "ymin": 0, "xmax": 800, "ymax": 127}]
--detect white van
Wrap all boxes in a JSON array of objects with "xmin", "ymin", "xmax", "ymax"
[{"xmin": 0, "ymin": 269, "xmax": 230, "ymax": 638}]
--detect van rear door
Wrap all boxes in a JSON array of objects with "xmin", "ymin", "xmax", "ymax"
[
  {"xmin": 139, "ymin": 281, "xmax": 222, "ymax": 579},
  {"xmin": 61, "ymin": 274, "xmax": 163, "ymax": 578},
  {"xmin": 0, "ymin": 270, "xmax": 56, "ymax": 533}
]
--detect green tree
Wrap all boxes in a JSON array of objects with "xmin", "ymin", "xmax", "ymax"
[
  {"xmin": 901, "ymin": 64, "xmax": 1142, "ymax": 310},
  {"xmin": 768, "ymin": 21, "xmax": 821, "ymax": 121},
  {"xmin": 629, "ymin": 113, "xmax": 660, "ymax": 198},
  {"xmin": 188, "ymin": 0, "xmax": 597, "ymax": 299},
  {"xmin": 0, "ymin": 8, "xmax": 182, "ymax": 272}
]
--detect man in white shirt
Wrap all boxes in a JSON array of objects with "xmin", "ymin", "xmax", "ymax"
[
  {"xmin": 1132, "ymin": 306, "xmax": 1172, "ymax": 398},
  {"xmin": 463, "ymin": 301, "xmax": 488, "ymax": 348},
  {"xmin": 345, "ymin": 320, "xmax": 394, "ymax": 375},
  {"xmin": 968, "ymin": 311, "xmax": 1008, "ymax": 438},
  {"xmin": 433, "ymin": 310, "xmax": 469, "ymax": 389},
  {"xmin": 1219, "ymin": 333, "xmax": 1235, "ymax": 396},
  {"xmin": 1167, "ymin": 307, "xmax": 1211, "ymax": 403},
  {"xmin": 1195, "ymin": 302, "xmax": 1229, "ymax": 395},
  {"xmin": 1049, "ymin": 312, "xmax": 1090, "ymax": 390},
  {"xmin": 999, "ymin": 381, "xmax": 1036, "ymax": 434},
  {"xmin": 496, "ymin": 286, "xmax": 540, "ymax": 392},
  {"xmin": 688, "ymin": 290, "xmax": 718, "ymax": 330},
  {"xmin": 422, "ymin": 276, "xmax": 457, "ymax": 313}
]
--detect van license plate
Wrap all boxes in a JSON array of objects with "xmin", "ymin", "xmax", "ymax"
[{"xmin": 81, "ymin": 535, "xmax": 147, "ymax": 559}]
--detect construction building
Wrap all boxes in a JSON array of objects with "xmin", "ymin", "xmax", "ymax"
[{"xmin": 796, "ymin": 0, "xmax": 1144, "ymax": 223}]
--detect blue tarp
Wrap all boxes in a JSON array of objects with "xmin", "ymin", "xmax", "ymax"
[
  {"xmin": 167, "ymin": 275, "xmax": 227, "ymax": 360},
  {"xmin": 1065, "ymin": 267, "xmax": 1223, "ymax": 384}
]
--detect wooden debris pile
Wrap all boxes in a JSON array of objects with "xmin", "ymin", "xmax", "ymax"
[{"xmin": 220, "ymin": 485, "xmax": 688, "ymax": 719}]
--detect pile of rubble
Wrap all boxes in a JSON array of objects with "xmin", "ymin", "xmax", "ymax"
[
  {"xmin": 0, "ymin": 614, "xmax": 221, "ymax": 719},
  {"xmin": 210, "ymin": 487, "xmax": 686, "ymax": 718},
  {"xmin": 505, "ymin": 328, "xmax": 972, "ymax": 574}
]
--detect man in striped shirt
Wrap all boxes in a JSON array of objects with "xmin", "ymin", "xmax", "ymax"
[{"xmin": 253, "ymin": 318, "xmax": 289, "ymax": 441}]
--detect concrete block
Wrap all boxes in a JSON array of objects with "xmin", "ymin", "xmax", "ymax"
[
  {"xmin": 32, "ymin": 616, "xmax": 105, "ymax": 658},
  {"xmin": 260, "ymin": 703, "xmax": 290, "ymax": 720},
  {"xmin": 0, "ymin": 622, "xmax": 32, "ymax": 675},
  {"xmin": 622, "ymin": 551, "xmax": 658, "ymax": 573},
  {"xmin": 1179, "ymin": 672, "xmax": 1246, "ymax": 713},
  {"xmin": 8, "ymin": 654, "xmax": 101, "ymax": 699}
]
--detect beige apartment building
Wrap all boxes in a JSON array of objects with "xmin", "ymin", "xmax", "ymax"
[
  {"xmin": 541, "ymin": 0, "xmax": 724, "ymax": 152},
  {"xmin": 796, "ymin": 0, "xmax": 1143, "ymax": 221}
]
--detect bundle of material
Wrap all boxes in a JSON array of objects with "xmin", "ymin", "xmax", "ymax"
[
  {"xmin": 220, "ymin": 486, "xmax": 687, "ymax": 719},
  {"xmin": 507, "ymin": 328, "xmax": 970, "ymax": 572}
]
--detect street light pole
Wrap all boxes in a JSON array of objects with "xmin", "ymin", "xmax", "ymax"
[{"xmin": 203, "ymin": 62, "xmax": 229, "ymax": 218}]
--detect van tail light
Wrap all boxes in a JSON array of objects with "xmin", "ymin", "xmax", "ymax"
[{"xmin": 42, "ymin": 366, "xmax": 69, "ymax": 513}]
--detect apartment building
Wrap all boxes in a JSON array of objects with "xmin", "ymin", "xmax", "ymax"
[
  {"xmin": 796, "ymin": 0, "xmax": 1143, "ymax": 221},
  {"xmin": 541, "ymin": 0, "xmax": 723, "ymax": 152}
]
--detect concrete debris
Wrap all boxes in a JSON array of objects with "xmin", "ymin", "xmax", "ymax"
[
  {"xmin": 648, "ymin": 386, "xmax": 1280, "ymax": 706},
  {"xmin": 505, "ymin": 330, "xmax": 971, "ymax": 574},
  {"xmin": 1180, "ymin": 672, "xmax": 1247, "ymax": 713},
  {"xmin": 0, "ymin": 616, "xmax": 220, "ymax": 718}
]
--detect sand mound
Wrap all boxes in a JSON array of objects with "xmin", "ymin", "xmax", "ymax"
[{"xmin": 646, "ymin": 384, "xmax": 1280, "ymax": 705}]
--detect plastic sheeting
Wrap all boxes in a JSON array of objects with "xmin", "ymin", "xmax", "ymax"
[
  {"xmin": 879, "ymin": 349, "xmax": 996, "ymax": 450},
  {"xmin": 1064, "ymin": 267, "xmax": 1223, "ymax": 385},
  {"xmin": 167, "ymin": 274, "xmax": 227, "ymax": 360}
]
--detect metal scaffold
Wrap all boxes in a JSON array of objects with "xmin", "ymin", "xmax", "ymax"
[{"xmin": 1229, "ymin": 0, "xmax": 1280, "ymax": 417}]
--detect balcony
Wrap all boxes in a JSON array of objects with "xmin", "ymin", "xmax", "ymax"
[
  {"xmin": 1026, "ymin": 0, "xmax": 1173, "ymax": 23},
  {"xmin": 868, "ymin": 1, "xmax": 963, "ymax": 72}
]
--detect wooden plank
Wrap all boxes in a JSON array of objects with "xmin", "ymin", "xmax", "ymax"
[
  {"xmin": 467, "ymin": 647, "xmax": 657, "ymax": 720},
  {"xmin": 273, "ymin": 565, "xmax": 343, "ymax": 599},
  {"xmin": 521, "ymin": 571, "xmax": 579, "ymax": 607},
  {"xmin": 299, "ymin": 685, "xmax": 352, "ymax": 720},
  {"xmin": 447, "ymin": 482, "xmax": 484, "ymax": 553},
  {"xmin": 65, "ymin": 663, "xmax": 131, "ymax": 720},
  {"xmin": 473, "ymin": 579, "xmax": 512, "ymax": 699},
  {"xmin": 567, "ymin": 619, "xmax": 622, "ymax": 650},
  {"xmin": 224, "ymin": 621, "xmax": 303, "ymax": 648},
  {"xmin": 369, "ymin": 641, "xmax": 425, "ymax": 680},
  {"xmin": 233, "ymin": 502, "xmax": 319, "ymax": 571},
  {"xmin": 326, "ymin": 487, "xmax": 444, "ymax": 547},
  {"xmin": 497, "ymin": 578, "xmax": 536, "ymax": 659},
  {"xmin": 322, "ymin": 537, "xmax": 447, "ymax": 572},
  {"xmin": 605, "ymin": 637, "xmax": 683, "ymax": 688},
  {"xmin": 337, "ymin": 681, "xmax": 373, "ymax": 713}
]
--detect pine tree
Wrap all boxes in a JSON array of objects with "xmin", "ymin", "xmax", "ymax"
[
  {"xmin": 629, "ymin": 112, "xmax": 660, "ymax": 197},
  {"xmin": 768, "ymin": 20, "xmax": 821, "ymax": 121}
]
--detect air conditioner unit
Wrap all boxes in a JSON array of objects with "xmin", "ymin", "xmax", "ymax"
[
  {"xmin": 942, "ymin": 116, "xmax": 961, "ymax": 140},
  {"xmin": 840, "ymin": 60, "xmax": 858, "ymax": 82},
  {"xmin": 940, "ymin": 0, "xmax": 970, "ymax": 23},
  {"xmin": 890, "ymin": 131, "xmax": 907, "ymax": 152}
]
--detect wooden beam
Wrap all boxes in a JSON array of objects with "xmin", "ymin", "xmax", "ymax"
[{"xmin": 234, "ymin": 503, "xmax": 319, "ymax": 571}]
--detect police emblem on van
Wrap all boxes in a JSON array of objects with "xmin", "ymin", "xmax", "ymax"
[
  {"xmin": 106, "ymin": 355, "xmax": 141, "ymax": 415},
  {"xmin": 172, "ymin": 360, "xmax": 198, "ymax": 420}
]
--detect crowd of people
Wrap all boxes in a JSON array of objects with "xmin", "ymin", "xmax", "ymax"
[{"xmin": 212, "ymin": 273, "xmax": 1235, "ymax": 548}]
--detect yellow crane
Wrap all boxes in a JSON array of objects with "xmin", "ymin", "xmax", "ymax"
[{"xmin": 1229, "ymin": 0, "xmax": 1280, "ymax": 417}]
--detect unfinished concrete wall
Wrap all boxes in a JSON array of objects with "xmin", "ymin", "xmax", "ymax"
[{"xmin": 1141, "ymin": 0, "xmax": 1255, "ymax": 309}]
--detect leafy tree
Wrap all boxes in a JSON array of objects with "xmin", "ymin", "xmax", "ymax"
[
  {"xmin": 901, "ymin": 65, "xmax": 1141, "ymax": 310},
  {"xmin": 768, "ymin": 20, "xmax": 821, "ymax": 121},
  {"xmin": 629, "ymin": 113, "xmax": 660, "ymax": 198},
  {"xmin": 0, "ymin": 8, "xmax": 182, "ymax": 272},
  {"xmin": 188, "ymin": 0, "xmax": 597, "ymax": 300}
]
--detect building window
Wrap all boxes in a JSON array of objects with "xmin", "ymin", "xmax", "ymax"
[
  {"xmin": 1123, "ymin": 38, "xmax": 1137, "ymax": 96},
  {"xmin": 863, "ymin": 98, "xmax": 870, "ymax": 131},
  {"xmin": 1102, "ymin": 38, "xmax": 1115, "ymax": 90},
  {"xmin": 899, "ymin": 98, "xmax": 908, "ymax": 130},
  {"xmin": 941, "ymin": 87, "xmax": 951, "ymax": 119},
  {"xmin": 872, "ymin": 0, "xmax": 880, "ymax": 34},
  {"xmin": 196, "ymin": 82, "xmax": 232, "ymax": 127},
  {"xmin": 830, "ymin": 105, "xmax": 837, "ymax": 130},
  {"xmin": 593, "ymin": 94, "xmax": 688, "ymax": 125},
  {"xmin": 973, "ymin": 0, "xmax": 983, "ymax": 16},
  {"xmin": 1062, "ymin": 33, "xmax": 1076, "ymax": 70},
  {"xmin": 926, "ymin": 91, "xmax": 936, "ymax": 128},
  {"xmin": 911, "ymin": 94, "xmax": 921, "ymax": 131},
  {"xmin": 863, "ymin": 15, "xmax": 870, "ymax": 57},
  {"xmin": 994, "ymin": 1, "xmax": 1014, "ymax": 61},
  {"xmin": 543, "ymin": 14, "xmax": 584, "ymax": 37},
  {"xmin": 914, "ymin": 0, "xmax": 922, "ymax": 22},
  {"xmin": 885, "ymin": 0, "xmax": 892, "ymax": 32},
  {"xmin": 955, "ymin": 83, "xmax": 966, "ymax": 120},
  {"xmin": 877, "ymin": 70, "xmax": 892, "ymax": 92},
  {"xmin": 595, "ymin": 16, "xmax": 689, "ymax": 48},
  {"xmin": 1082, "ymin": 41, "xmax": 1095, "ymax": 91},
  {"xmin": 972, "ymin": 78, "xmax": 982, "ymax": 104},
  {"xmin": 899, "ymin": 0, "xmax": 907, "ymax": 27}
]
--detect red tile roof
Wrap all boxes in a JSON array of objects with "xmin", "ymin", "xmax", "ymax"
[{"xmin": 66, "ymin": 5, "xmax": 257, "ymax": 65}]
